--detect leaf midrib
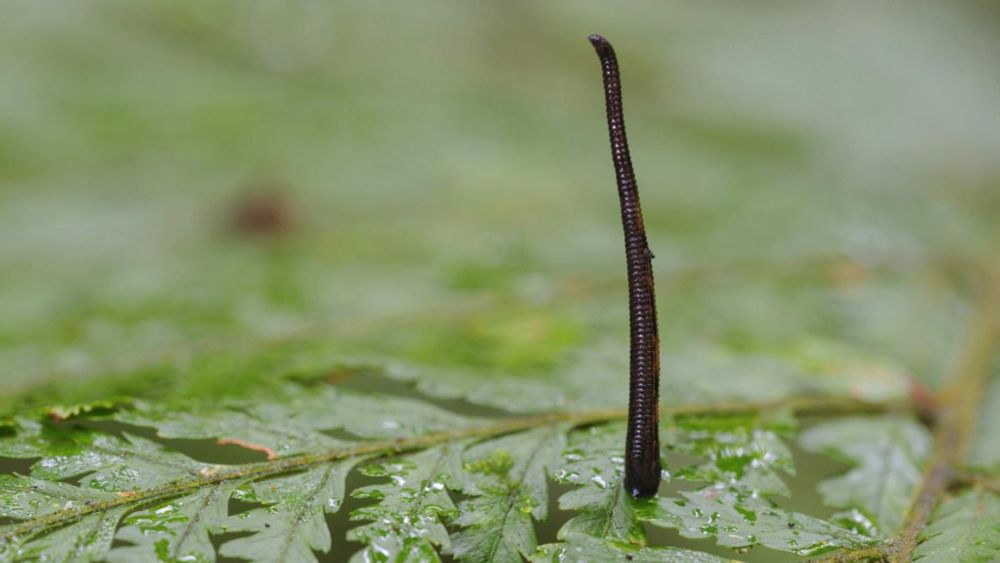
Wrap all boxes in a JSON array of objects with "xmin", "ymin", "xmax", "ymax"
[
  {"xmin": 277, "ymin": 463, "xmax": 336, "ymax": 563},
  {"xmin": 170, "ymin": 485, "xmax": 219, "ymax": 560},
  {"xmin": 481, "ymin": 426, "xmax": 559, "ymax": 562}
]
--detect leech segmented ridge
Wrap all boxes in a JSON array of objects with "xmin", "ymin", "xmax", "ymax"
[{"xmin": 588, "ymin": 34, "xmax": 662, "ymax": 499}]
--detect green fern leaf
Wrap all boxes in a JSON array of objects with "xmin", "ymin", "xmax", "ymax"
[
  {"xmin": 0, "ymin": 367, "xmax": 913, "ymax": 562},
  {"xmin": 347, "ymin": 443, "xmax": 463, "ymax": 562},
  {"xmin": 552, "ymin": 422, "xmax": 644, "ymax": 544},
  {"xmin": 640, "ymin": 414, "xmax": 874, "ymax": 556},
  {"xmin": 108, "ymin": 482, "xmax": 237, "ymax": 563},
  {"xmin": 914, "ymin": 490, "xmax": 1000, "ymax": 562},
  {"xmin": 451, "ymin": 427, "xmax": 567, "ymax": 562},
  {"xmin": 800, "ymin": 416, "xmax": 931, "ymax": 536},
  {"xmin": 532, "ymin": 532, "xmax": 726, "ymax": 562},
  {"xmin": 220, "ymin": 461, "xmax": 357, "ymax": 563}
]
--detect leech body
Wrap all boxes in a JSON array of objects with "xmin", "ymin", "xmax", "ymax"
[{"xmin": 588, "ymin": 34, "xmax": 661, "ymax": 499}]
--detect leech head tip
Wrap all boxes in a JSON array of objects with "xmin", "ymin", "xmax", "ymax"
[{"xmin": 587, "ymin": 34, "xmax": 612, "ymax": 54}]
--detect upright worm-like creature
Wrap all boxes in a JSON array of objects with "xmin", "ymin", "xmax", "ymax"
[{"xmin": 588, "ymin": 34, "xmax": 661, "ymax": 499}]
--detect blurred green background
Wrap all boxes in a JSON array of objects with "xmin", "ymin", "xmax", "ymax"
[{"xmin": 2, "ymin": 0, "xmax": 999, "ymax": 407}]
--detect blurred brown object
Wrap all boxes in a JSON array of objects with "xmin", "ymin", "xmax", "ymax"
[{"xmin": 228, "ymin": 182, "xmax": 297, "ymax": 236}]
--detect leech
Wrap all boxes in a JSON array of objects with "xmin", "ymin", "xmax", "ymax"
[{"xmin": 588, "ymin": 34, "xmax": 661, "ymax": 499}]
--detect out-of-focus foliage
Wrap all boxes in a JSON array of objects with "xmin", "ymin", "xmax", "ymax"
[
  {"xmin": 1, "ymin": 1, "xmax": 999, "ymax": 562},
  {"xmin": 2, "ymin": 0, "xmax": 997, "ymax": 406}
]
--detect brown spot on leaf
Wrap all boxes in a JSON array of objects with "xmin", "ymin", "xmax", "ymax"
[
  {"xmin": 217, "ymin": 437, "xmax": 278, "ymax": 460},
  {"xmin": 228, "ymin": 181, "xmax": 297, "ymax": 236}
]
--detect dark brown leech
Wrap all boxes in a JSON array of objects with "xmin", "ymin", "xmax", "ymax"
[{"xmin": 588, "ymin": 34, "xmax": 661, "ymax": 499}]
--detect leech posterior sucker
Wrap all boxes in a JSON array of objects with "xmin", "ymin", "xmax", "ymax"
[{"xmin": 588, "ymin": 34, "xmax": 661, "ymax": 499}]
